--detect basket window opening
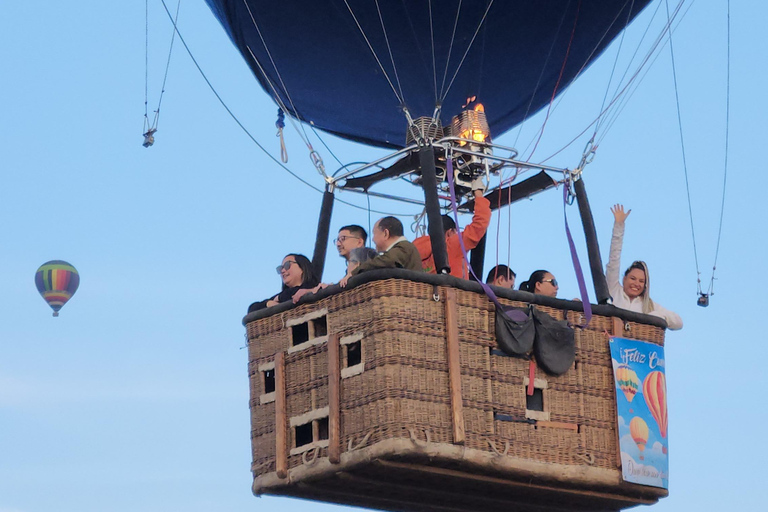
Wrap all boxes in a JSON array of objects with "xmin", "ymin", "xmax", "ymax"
[
  {"xmin": 291, "ymin": 323, "xmax": 310, "ymax": 346},
  {"xmin": 312, "ymin": 316, "xmax": 328, "ymax": 337},
  {"xmin": 294, "ymin": 416, "xmax": 330, "ymax": 448},
  {"xmin": 316, "ymin": 417, "xmax": 329, "ymax": 441},
  {"xmin": 295, "ymin": 422, "xmax": 313, "ymax": 448},
  {"xmin": 345, "ymin": 341, "xmax": 362, "ymax": 367},
  {"xmin": 262, "ymin": 368, "xmax": 275, "ymax": 394},
  {"xmin": 526, "ymin": 388, "xmax": 544, "ymax": 412}
]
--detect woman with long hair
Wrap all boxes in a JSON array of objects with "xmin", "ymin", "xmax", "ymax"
[
  {"xmin": 248, "ymin": 254, "xmax": 319, "ymax": 313},
  {"xmin": 606, "ymin": 205, "xmax": 682, "ymax": 330}
]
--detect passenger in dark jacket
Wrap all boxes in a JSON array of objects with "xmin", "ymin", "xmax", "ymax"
[
  {"xmin": 339, "ymin": 216, "xmax": 422, "ymax": 287},
  {"xmin": 248, "ymin": 254, "xmax": 319, "ymax": 313}
]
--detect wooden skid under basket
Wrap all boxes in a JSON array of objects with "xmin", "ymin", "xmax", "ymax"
[{"xmin": 245, "ymin": 278, "xmax": 667, "ymax": 512}]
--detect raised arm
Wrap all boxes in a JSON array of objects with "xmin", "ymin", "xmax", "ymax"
[
  {"xmin": 460, "ymin": 187, "xmax": 492, "ymax": 250},
  {"xmin": 606, "ymin": 204, "xmax": 631, "ymax": 292}
]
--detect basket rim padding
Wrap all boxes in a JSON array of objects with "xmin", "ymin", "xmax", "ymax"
[{"xmin": 243, "ymin": 269, "xmax": 668, "ymax": 329}]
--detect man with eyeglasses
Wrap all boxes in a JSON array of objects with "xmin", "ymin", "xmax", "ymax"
[
  {"xmin": 292, "ymin": 225, "xmax": 369, "ymax": 304},
  {"xmin": 334, "ymin": 225, "xmax": 367, "ymax": 262}
]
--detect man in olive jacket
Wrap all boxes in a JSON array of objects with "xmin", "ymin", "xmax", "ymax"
[{"xmin": 340, "ymin": 216, "xmax": 422, "ymax": 287}]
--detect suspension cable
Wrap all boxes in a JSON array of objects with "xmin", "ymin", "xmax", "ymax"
[
  {"xmin": 441, "ymin": 0, "xmax": 496, "ymax": 103},
  {"xmin": 374, "ymin": 0, "xmax": 405, "ymax": 103},
  {"xmin": 539, "ymin": 0, "xmax": 689, "ymax": 164},
  {"xmin": 342, "ymin": 0, "xmax": 404, "ymax": 105},
  {"xmin": 708, "ymin": 0, "xmax": 731, "ymax": 296},
  {"xmin": 438, "ymin": 0, "xmax": 463, "ymax": 100},
  {"xmin": 665, "ymin": 0, "xmax": 703, "ymax": 294},
  {"xmin": 157, "ymin": 0, "xmax": 408, "ymax": 216},
  {"xmin": 593, "ymin": 0, "xmax": 636, "ymax": 136},
  {"xmin": 525, "ymin": 0, "xmax": 582, "ymax": 161},
  {"xmin": 240, "ymin": 1, "xmax": 313, "ymax": 147},
  {"xmin": 428, "ymin": 0, "xmax": 438, "ymax": 101},
  {"xmin": 143, "ymin": 0, "xmax": 181, "ymax": 146}
]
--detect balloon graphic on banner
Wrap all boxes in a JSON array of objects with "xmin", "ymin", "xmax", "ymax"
[
  {"xmin": 629, "ymin": 417, "xmax": 649, "ymax": 459},
  {"xmin": 643, "ymin": 371, "xmax": 668, "ymax": 438},
  {"xmin": 616, "ymin": 364, "xmax": 640, "ymax": 403},
  {"xmin": 35, "ymin": 260, "xmax": 79, "ymax": 317}
]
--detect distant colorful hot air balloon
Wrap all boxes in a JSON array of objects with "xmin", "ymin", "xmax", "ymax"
[
  {"xmin": 643, "ymin": 371, "xmax": 668, "ymax": 438},
  {"xmin": 35, "ymin": 260, "xmax": 79, "ymax": 317},
  {"xmin": 629, "ymin": 417, "xmax": 649, "ymax": 459},
  {"xmin": 616, "ymin": 364, "xmax": 640, "ymax": 403}
]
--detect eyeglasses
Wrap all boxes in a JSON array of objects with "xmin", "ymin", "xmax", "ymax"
[
  {"xmin": 541, "ymin": 278, "xmax": 558, "ymax": 287},
  {"xmin": 276, "ymin": 260, "xmax": 298, "ymax": 274},
  {"xmin": 334, "ymin": 235, "xmax": 361, "ymax": 244}
]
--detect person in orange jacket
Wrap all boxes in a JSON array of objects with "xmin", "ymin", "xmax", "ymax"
[{"xmin": 413, "ymin": 177, "xmax": 491, "ymax": 279}]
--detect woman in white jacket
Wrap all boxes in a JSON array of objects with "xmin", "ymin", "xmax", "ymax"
[{"xmin": 606, "ymin": 204, "xmax": 683, "ymax": 330}]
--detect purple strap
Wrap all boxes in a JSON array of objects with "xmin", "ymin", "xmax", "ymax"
[
  {"xmin": 446, "ymin": 158, "xmax": 506, "ymax": 312},
  {"xmin": 563, "ymin": 182, "xmax": 592, "ymax": 325},
  {"xmin": 445, "ymin": 155, "xmax": 592, "ymax": 326}
]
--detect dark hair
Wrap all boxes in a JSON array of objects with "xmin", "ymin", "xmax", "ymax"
[
  {"xmin": 339, "ymin": 224, "xmax": 368, "ymax": 243},
  {"xmin": 282, "ymin": 253, "xmax": 319, "ymax": 290},
  {"xmin": 440, "ymin": 214, "xmax": 456, "ymax": 234},
  {"xmin": 518, "ymin": 269, "xmax": 549, "ymax": 293},
  {"xmin": 624, "ymin": 260, "xmax": 648, "ymax": 295},
  {"xmin": 348, "ymin": 247, "xmax": 377, "ymax": 264},
  {"xmin": 377, "ymin": 216, "xmax": 404, "ymax": 237},
  {"xmin": 624, "ymin": 260, "xmax": 647, "ymax": 277},
  {"xmin": 486, "ymin": 265, "xmax": 515, "ymax": 284}
]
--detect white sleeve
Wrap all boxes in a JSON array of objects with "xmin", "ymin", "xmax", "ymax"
[
  {"xmin": 649, "ymin": 303, "xmax": 684, "ymax": 331},
  {"xmin": 606, "ymin": 221, "xmax": 624, "ymax": 297}
]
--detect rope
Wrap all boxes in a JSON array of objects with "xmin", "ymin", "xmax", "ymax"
[
  {"xmin": 594, "ymin": 0, "xmax": 690, "ymax": 146},
  {"xmin": 438, "ymin": 0, "xmax": 463, "ymax": 100},
  {"xmin": 276, "ymin": 108, "xmax": 288, "ymax": 163},
  {"xmin": 301, "ymin": 446, "xmax": 320, "ymax": 465},
  {"xmin": 347, "ymin": 431, "xmax": 373, "ymax": 451},
  {"xmin": 143, "ymin": 0, "xmax": 181, "ymax": 146},
  {"xmin": 487, "ymin": 439, "xmax": 511, "ymax": 456},
  {"xmin": 708, "ymin": 0, "xmax": 730, "ymax": 297},
  {"xmin": 342, "ymin": 0, "xmax": 404, "ymax": 105},
  {"xmin": 239, "ymin": 2, "xmax": 335, "ymax": 177},
  {"xmin": 428, "ymin": 0, "xmax": 438, "ymax": 101},
  {"xmin": 525, "ymin": 0, "xmax": 582, "ymax": 161},
  {"xmin": 157, "ymin": 0, "xmax": 407, "ymax": 216},
  {"xmin": 665, "ymin": 0, "xmax": 702, "ymax": 294},
  {"xmin": 512, "ymin": 3, "xmax": 570, "ymax": 149},
  {"xmin": 593, "ymin": 0, "xmax": 636, "ymax": 136},
  {"xmin": 240, "ymin": 0, "xmax": 314, "ymax": 148},
  {"xmin": 440, "ymin": 0, "xmax": 496, "ymax": 103},
  {"xmin": 374, "ymin": 0, "xmax": 405, "ymax": 103},
  {"xmin": 144, "ymin": 0, "xmax": 150, "ymax": 134},
  {"xmin": 539, "ymin": 0, "xmax": 689, "ymax": 164}
]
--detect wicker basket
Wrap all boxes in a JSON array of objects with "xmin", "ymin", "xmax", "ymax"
[{"xmin": 245, "ymin": 278, "xmax": 667, "ymax": 512}]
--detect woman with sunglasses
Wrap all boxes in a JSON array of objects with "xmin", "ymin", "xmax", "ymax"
[
  {"xmin": 607, "ymin": 204, "xmax": 682, "ymax": 330},
  {"xmin": 248, "ymin": 254, "xmax": 319, "ymax": 313},
  {"xmin": 519, "ymin": 270, "xmax": 559, "ymax": 298}
]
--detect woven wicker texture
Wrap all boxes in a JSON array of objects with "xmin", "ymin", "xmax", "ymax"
[{"xmin": 245, "ymin": 278, "xmax": 666, "ymax": 507}]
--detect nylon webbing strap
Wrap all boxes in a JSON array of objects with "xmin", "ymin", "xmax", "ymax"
[
  {"xmin": 445, "ymin": 158, "xmax": 506, "ymax": 315},
  {"xmin": 563, "ymin": 181, "xmax": 592, "ymax": 325}
]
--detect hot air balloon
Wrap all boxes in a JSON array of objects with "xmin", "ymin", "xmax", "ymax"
[
  {"xmin": 198, "ymin": 0, "xmax": 680, "ymax": 508},
  {"xmin": 629, "ymin": 416, "xmax": 649, "ymax": 459},
  {"xmin": 35, "ymin": 260, "xmax": 79, "ymax": 317},
  {"xmin": 644, "ymin": 370, "xmax": 668, "ymax": 438},
  {"xmin": 205, "ymin": 0, "xmax": 654, "ymax": 149},
  {"xmin": 616, "ymin": 364, "xmax": 641, "ymax": 403}
]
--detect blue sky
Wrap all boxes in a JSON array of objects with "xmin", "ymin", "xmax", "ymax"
[{"xmin": 1, "ymin": 1, "xmax": 765, "ymax": 511}]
